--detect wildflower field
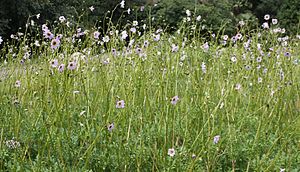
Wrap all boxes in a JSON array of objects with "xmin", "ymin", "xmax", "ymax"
[{"xmin": 0, "ymin": 6, "xmax": 300, "ymax": 171}]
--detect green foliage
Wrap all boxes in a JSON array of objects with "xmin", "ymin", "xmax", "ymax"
[{"xmin": 277, "ymin": 0, "xmax": 300, "ymax": 34}]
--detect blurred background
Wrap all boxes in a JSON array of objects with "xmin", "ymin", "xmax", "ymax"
[{"xmin": 0, "ymin": 0, "xmax": 299, "ymax": 39}]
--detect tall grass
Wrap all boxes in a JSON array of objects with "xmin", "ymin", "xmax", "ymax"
[{"xmin": 0, "ymin": 8, "xmax": 299, "ymax": 171}]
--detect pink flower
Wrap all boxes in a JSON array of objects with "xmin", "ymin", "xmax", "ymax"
[
  {"xmin": 116, "ymin": 100, "xmax": 125, "ymax": 108},
  {"xmin": 171, "ymin": 96, "xmax": 179, "ymax": 105},
  {"xmin": 51, "ymin": 38, "xmax": 60, "ymax": 50},
  {"xmin": 168, "ymin": 148, "xmax": 175, "ymax": 157}
]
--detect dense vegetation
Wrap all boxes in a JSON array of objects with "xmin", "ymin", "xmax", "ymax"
[
  {"xmin": 0, "ymin": 0, "xmax": 300, "ymax": 171},
  {"xmin": 0, "ymin": 0, "xmax": 300, "ymax": 39}
]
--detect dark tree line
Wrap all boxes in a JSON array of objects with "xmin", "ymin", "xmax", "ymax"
[{"xmin": 0, "ymin": 0, "xmax": 299, "ymax": 39}]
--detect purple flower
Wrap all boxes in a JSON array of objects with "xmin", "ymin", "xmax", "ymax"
[
  {"xmin": 50, "ymin": 59, "xmax": 58, "ymax": 68},
  {"xmin": 58, "ymin": 64, "xmax": 65, "ymax": 72},
  {"xmin": 67, "ymin": 61, "xmax": 77, "ymax": 71},
  {"xmin": 51, "ymin": 38, "xmax": 60, "ymax": 50},
  {"xmin": 107, "ymin": 123, "xmax": 115, "ymax": 132},
  {"xmin": 43, "ymin": 30, "xmax": 54, "ymax": 39},
  {"xmin": 93, "ymin": 31, "xmax": 100, "ymax": 39},
  {"xmin": 116, "ymin": 100, "xmax": 125, "ymax": 108},
  {"xmin": 284, "ymin": 52, "xmax": 291, "ymax": 57},
  {"xmin": 171, "ymin": 96, "xmax": 179, "ymax": 105},
  {"xmin": 213, "ymin": 135, "xmax": 220, "ymax": 144}
]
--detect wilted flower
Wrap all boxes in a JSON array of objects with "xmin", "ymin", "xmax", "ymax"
[
  {"xmin": 171, "ymin": 44, "xmax": 179, "ymax": 52},
  {"xmin": 262, "ymin": 22, "xmax": 269, "ymax": 29},
  {"xmin": 130, "ymin": 27, "xmax": 137, "ymax": 33},
  {"xmin": 235, "ymin": 83, "xmax": 242, "ymax": 90},
  {"xmin": 239, "ymin": 20, "xmax": 245, "ymax": 26},
  {"xmin": 121, "ymin": 30, "xmax": 128, "ymax": 40},
  {"xmin": 171, "ymin": 96, "xmax": 179, "ymax": 105},
  {"xmin": 116, "ymin": 100, "xmax": 125, "ymax": 108},
  {"xmin": 89, "ymin": 6, "xmax": 95, "ymax": 12},
  {"xmin": 202, "ymin": 42, "xmax": 209, "ymax": 52},
  {"xmin": 59, "ymin": 16, "xmax": 66, "ymax": 23},
  {"xmin": 153, "ymin": 34, "xmax": 160, "ymax": 41},
  {"xmin": 58, "ymin": 64, "xmax": 65, "ymax": 72},
  {"xmin": 140, "ymin": 6, "xmax": 145, "ymax": 11},
  {"xmin": 213, "ymin": 135, "xmax": 220, "ymax": 144},
  {"xmin": 186, "ymin": 9, "xmax": 191, "ymax": 17},
  {"xmin": 168, "ymin": 148, "xmax": 175, "ymax": 157},
  {"xmin": 5, "ymin": 139, "xmax": 21, "ymax": 149},
  {"xmin": 120, "ymin": 0, "xmax": 125, "ymax": 8},
  {"xmin": 280, "ymin": 168, "xmax": 285, "ymax": 172},
  {"xmin": 34, "ymin": 40, "xmax": 40, "ymax": 47},
  {"xmin": 15, "ymin": 80, "xmax": 21, "ymax": 88},
  {"xmin": 201, "ymin": 62, "xmax": 206, "ymax": 74}
]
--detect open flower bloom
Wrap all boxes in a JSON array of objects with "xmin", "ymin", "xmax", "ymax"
[
  {"xmin": 168, "ymin": 148, "xmax": 175, "ymax": 157},
  {"xmin": 171, "ymin": 96, "xmax": 179, "ymax": 105},
  {"xmin": 67, "ymin": 61, "xmax": 77, "ymax": 71},
  {"xmin": 108, "ymin": 123, "xmax": 115, "ymax": 132},
  {"xmin": 116, "ymin": 100, "xmax": 125, "ymax": 108},
  {"xmin": 51, "ymin": 38, "xmax": 60, "ymax": 50}
]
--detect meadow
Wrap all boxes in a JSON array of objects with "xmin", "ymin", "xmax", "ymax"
[{"xmin": 0, "ymin": 9, "xmax": 300, "ymax": 171}]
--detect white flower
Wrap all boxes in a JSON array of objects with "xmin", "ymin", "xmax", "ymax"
[
  {"xmin": 196, "ymin": 15, "xmax": 201, "ymax": 21},
  {"xmin": 36, "ymin": 13, "xmax": 40, "ymax": 19},
  {"xmin": 239, "ymin": 20, "xmax": 245, "ymax": 26},
  {"xmin": 186, "ymin": 9, "xmax": 191, "ymax": 17},
  {"xmin": 272, "ymin": 18, "xmax": 278, "ymax": 25},
  {"xmin": 102, "ymin": 35, "xmax": 110, "ymax": 42},
  {"xmin": 231, "ymin": 56, "xmax": 237, "ymax": 63},
  {"xmin": 59, "ymin": 16, "xmax": 66, "ymax": 23},
  {"xmin": 0, "ymin": 36, "xmax": 3, "ymax": 45},
  {"xmin": 121, "ymin": 30, "xmax": 128, "ymax": 40},
  {"xmin": 127, "ymin": 8, "xmax": 131, "ymax": 14},
  {"xmin": 120, "ymin": 0, "xmax": 125, "ymax": 8},
  {"xmin": 89, "ymin": 6, "xmax": 95, "ymax": 12},
  {"xmin": 130, "ymin": 27, "xmax": 136, "ymax": 33},
  {"xmin": 34, "ymin": 40, "xmax": 40, "ymax": 47},
  {"xmin": 202, "ymin": 42, "xmax": 209, "ymax": 52},
  {"xmin": 132, "ymin": 21, "xmax": 138, "ymax": 26},
  {"xmin": 262, "ymin": 22, "xmax": 269, "ymax": 29},
  {"xmin": 168, "ymin": 148, "xmax": 175, "ymax": 157},
  {"xmin": 264, "ymin": 14, "xmax": 270, "ymax": 20}
]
